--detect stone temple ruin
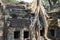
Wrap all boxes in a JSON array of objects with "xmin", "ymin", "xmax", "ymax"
[
  {"xmin": 0, "ymin": 0, "xmax": 60, "ymax": 40},
  {"xmin": 4, "ymin": 5, "xmax": 31, "ymax": 40},
  {"xmin": 0, "ymin": 2, "xmax": 41, "ymax": 40},
  {"xmin": 1, "ymin": 3, "xmax": 34, "ymax": 40}
]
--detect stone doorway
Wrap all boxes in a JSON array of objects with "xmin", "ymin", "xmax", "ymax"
[
  {"xmin": 7, "ymin": 28, "xmax": 21, "ymax": 40},
  {"xmin": 24, "ymin": 31, "xmax": 29, "ymax": 40},
  {"xmin": 14, "ymin": 31, "xmax": 20, "ymax": 40},
  {"xmin": 7, "ymin": 27, "xmax": 30, "ymax": 40}
]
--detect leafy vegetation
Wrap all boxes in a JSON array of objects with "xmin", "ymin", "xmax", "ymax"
[
  {"xmin": 43, "ymin": 0, "xmax": 60, "ymax": 10},
  {"xmin": 2, "ymin": 0, "xmax": 18, "ymax": 3},
  {"xmin": 52, "ymin": 0, "xmax": 58, "ymax": 4}
]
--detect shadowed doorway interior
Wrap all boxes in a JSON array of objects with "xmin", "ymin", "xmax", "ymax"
[{"xmin": 14, "ymin": 31, "xmax": 20, "ymax": 39}]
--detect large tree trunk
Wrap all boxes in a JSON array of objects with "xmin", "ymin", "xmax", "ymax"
[
  {"xmin": 30, "ymin": 0, "xmax": 37, "ymax": 13},
  {"xmin": 30, "ymin": 0, "xmax": 49, "ymax": 40},
  {"xmin": 30, "ymin": 0, "xmax": 41, "ymax": 40},
  {"xmin": 29, "ymin": 7, "xmax": 40, "ymax": 40},
  {"xmin": 40, "ymin": 0, "xmax": 49, "ymax": 40}
]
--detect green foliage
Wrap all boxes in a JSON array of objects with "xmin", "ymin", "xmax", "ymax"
[
  {"xmin": 2, "ymin": 0, "xmax": 18, "ymax": 3},
  {"xmin": 10, "ymin": 0, "xmax": 17, "ymax": 3},
  {"xmin": 52, "ymin": 0, "xmax": 58, "ymax": 4},
  {"xmin": 44, "ymin": 0, "xmax": 59, "ymax": 6}
]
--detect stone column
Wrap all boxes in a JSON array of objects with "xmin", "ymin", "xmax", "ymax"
[{"xmin": 20, "ymin": 29, "xmax": 24, "ymax": 40}]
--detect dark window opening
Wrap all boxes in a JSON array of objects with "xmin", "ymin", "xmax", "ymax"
[
  {"xmin": 49, "ymin": 29, "xmax": 55, "ymax": 36},
  {"xmin": 24, "ymin": 31, "xmax": 29, "ymax": 38},
  {"xmin": 0, "ymin": 3, "xmax": 1, "ymax": 7},
  {"xmin": 14, "ymin": 31, "xmax": 20, "ymax": 39},
  {"xmin": 40, "ymin": 30, "xmax": 44, "ymax": 36}
]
